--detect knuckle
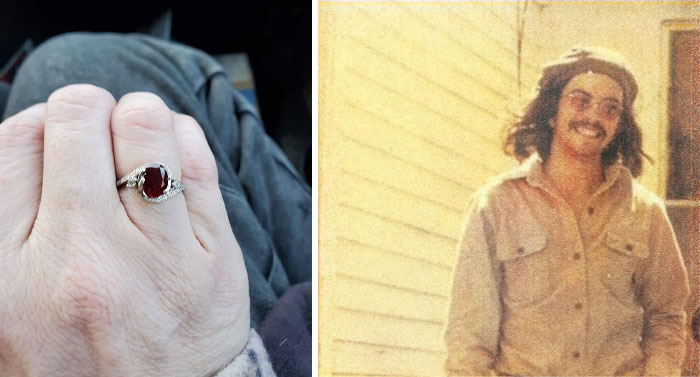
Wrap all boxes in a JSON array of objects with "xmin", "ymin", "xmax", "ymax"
[
  {"xmin": 182, "ymin": 141, "xmax": 218, "ymax": 184},
  {"xmin": 113, "ymin": 93, "xmax": 172, "ymax": 133},
  {"xmin": 175, "ymin": 115, "xmax": 218, "ymax": 183},
  {"xmin": 0, "ymin": 105, "xmax": 45, "ymax": 146},
  {"xmin": 45, "ymin": 85, "xmax": 115, "ymax": 132},
  {"xmin": 47, "ymin": 84, "xmax": 115, "ymax": 117},
  {"xmin": 176, "ymin": 114, "xmax": 198, "ymax": 129},
  {"xmin": 119, "ymin": 91, "xmax": 165, "ymax": 105}
]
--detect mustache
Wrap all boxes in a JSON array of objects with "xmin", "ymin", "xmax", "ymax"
[{"xmin": 568, "ymin": 121, "xmax": 606, "ymax": 139}]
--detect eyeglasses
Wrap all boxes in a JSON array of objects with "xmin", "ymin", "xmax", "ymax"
[{"xmin": 565, "ymin": 92, "xmax": 623, "ymax": 122}]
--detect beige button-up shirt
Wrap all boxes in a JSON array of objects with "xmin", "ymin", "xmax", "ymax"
[{"xmin": 444, "ymin": 155, "xmax": 689, "ymax": 376}]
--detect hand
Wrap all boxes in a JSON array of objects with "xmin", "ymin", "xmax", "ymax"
[{"xmin": 0, "ymin": 85, "xmax": 250, "ymax": 377}]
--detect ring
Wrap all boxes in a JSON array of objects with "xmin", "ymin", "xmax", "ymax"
[{"xmin": 116, "ymin": 162, "xmax": 184, "ymax": 203}]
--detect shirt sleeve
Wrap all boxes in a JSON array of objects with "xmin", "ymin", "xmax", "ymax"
[
  {"xmin": 640, "ymin": 203, "xmax": 690, "ymax": 376},
  {"xmin": 214, "ymin": 329, "xmax": 277, "ymax": 377},
  {"xmin": 444, "ymin": 194, "xmax": 502, "ymax": 376}
]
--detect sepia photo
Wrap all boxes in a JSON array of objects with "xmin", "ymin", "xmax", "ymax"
[{"xmin": 319, "ymin": 1, "xmax": 699, "ymax": 376}]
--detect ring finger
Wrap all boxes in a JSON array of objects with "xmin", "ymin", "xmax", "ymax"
[{"xmin": 111, "ymin": 92, "xmax": 190, "ymax": 244}]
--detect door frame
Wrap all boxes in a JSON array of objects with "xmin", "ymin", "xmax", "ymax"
[{"xmin": 658, "ymin": 19, "xmax": 699, "ymax": 201}]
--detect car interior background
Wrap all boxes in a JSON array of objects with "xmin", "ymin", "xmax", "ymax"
[{"xmin": 0, "ymin": 0, "xmax": 311, "ymax": 187}]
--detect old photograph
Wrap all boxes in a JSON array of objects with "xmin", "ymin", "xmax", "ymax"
[{"xmin": 319, "ymin": 1, "xmax": 699, "ymax": 376}]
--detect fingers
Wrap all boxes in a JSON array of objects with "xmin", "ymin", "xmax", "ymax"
[
  {"xmin": 0, "ymin": 103, "xmax": 46, "ymax": 248},
  {"xmin": 111, "ymin": 92, "xmax": 190, "ymax": 243},
  {"xmin": 41, "ymin": 84, "xmax": 117, "ymax": 213},
  {"xmin": 171, "ymin": 113, "xmax": 234, "ymax": 252}
]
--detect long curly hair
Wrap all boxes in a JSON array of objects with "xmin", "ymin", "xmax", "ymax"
[{"xmin": 504, "ymin": 79, "xmax": 650, "ymax": 178}]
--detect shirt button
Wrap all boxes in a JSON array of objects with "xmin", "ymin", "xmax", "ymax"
[
  {"xmin": 574, "ymin": 302, "xmax": 583, "ymax": 310},
  {"xmin": 572, "ymin": 351, "xmax": 581, "ymax": 359},
  {"xmin": 573, "ymin": 253, "xmax": 581, "ymax": 260},
  {"xmin": 625, "ymin": 244, "xmax": 634, "ymax": 251},
  {"xmin": 587, "ymin": 207, "xmax": 594, "ymax": 215},
  {"xmin": 517, "ymin": 247, "xmax": 525, "ymax": 255}
]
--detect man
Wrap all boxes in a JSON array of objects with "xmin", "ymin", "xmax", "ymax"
[{"xmin": 444, "ymin": 46, "xmax": 689, "ymax": 376}]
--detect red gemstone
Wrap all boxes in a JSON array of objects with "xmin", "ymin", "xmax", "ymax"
[{"xmin": 143, "ymin": 164, "xmax": 168, "ymax": 198}]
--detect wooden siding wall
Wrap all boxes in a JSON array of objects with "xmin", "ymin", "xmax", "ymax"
[
  {"xmin": 319, "ymin": 2, "xmax": 699, "ymax": 376},
  {"xmin": 320, "ymin": 3, "xmax": 531, "ymax": 375}
]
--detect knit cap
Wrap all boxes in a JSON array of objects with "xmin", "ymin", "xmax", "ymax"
[{"xmin": 537, "ymin": 46, "xmax": 638, "ymax": 110}]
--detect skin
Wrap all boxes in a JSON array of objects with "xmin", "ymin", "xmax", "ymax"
[
  {"xmin": 543, "ymin": 72, "xmax": 624, "ymax": 219},
  {"xmin": 0, "ymin": 84, "xmax": 250, "ymax": 376}
]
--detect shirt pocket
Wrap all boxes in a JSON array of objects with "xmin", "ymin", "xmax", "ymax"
[
  {"xmin": 601, "ymin": 227, "xmax": 649, "ymax": 306},
  {"xmin": 496, "ymin": 229, "xmax": 553, "ymax": 308}
]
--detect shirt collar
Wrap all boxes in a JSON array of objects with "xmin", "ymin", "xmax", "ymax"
[{"xmin": 511, "ymin": 153, "xmax": 632, "ymax": 197}]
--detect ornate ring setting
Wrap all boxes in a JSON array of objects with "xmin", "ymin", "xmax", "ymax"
[{"xmin": 116, "ymin": 162, "xmax": 184, "ymax": 203}]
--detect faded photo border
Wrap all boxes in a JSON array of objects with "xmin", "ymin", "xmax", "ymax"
[{"xmin": 317, "ymin": 1, "xmax": 699, "ymax": 376}]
